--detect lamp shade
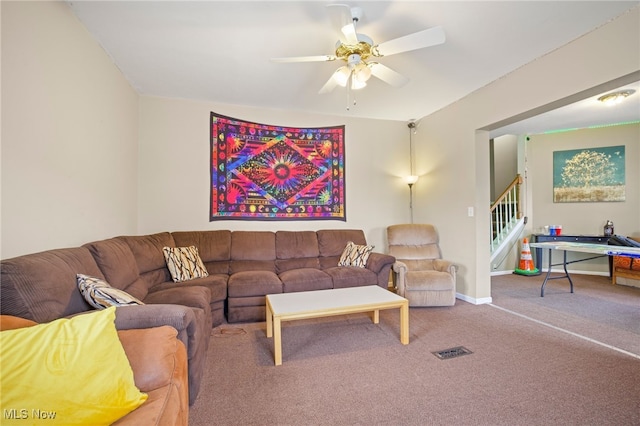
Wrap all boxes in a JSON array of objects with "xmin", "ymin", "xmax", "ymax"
[{"xmin": 405, "ymin": 175, "xmax": 419, "ymax": 185}]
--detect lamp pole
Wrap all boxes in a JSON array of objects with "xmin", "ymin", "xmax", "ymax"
[
  {"xmin": 408, "ymin": 182, "xmax": 414, "ymax": 224},
  {"xmin": 407, "ymin": 121, "xmax": 418, "ymax": 224}
]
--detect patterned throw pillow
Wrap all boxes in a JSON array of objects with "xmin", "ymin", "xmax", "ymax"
[
  {"xmin": 163, "ymin": 246, "xmax": 209, "ymax": 282},
  {"xmin": 77, "ymin": 274, "xmax": 145, "ymax": 309},
  {"xmin": 338, "ymin": 241, "xmax": 374, "ymax": 268}
]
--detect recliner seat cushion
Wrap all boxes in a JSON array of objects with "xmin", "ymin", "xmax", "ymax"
[
  {"xmin": 279, "ymin": 268, "xmax": 332, "ymax": 293},
  {"xmin": 405, "ymin": 271, "xmax": 455, "ymax": 291},
  {"xmin": 323, "ymin": 267, "xmax": 377, "ymax": 288},
  {"xmin": 228, "ymin": 271, "xmax": 282, "ymax": 297}
]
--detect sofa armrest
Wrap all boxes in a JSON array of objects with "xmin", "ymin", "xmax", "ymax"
[
  {"xmin": 391, "ymin": 261, "xmax": 407, "ymax": 295},
  {"xmin": 115, "ymin": 326, "xmax": 189, "ymax": 426},
  {"xmin": 117, "ymin": 326, "xmax": 184, "ymax": 391},
  {"xmin": 366, "ymin": 252, "xmax": 396, "ymax": 274},
  {"xmin": 0, "ymin": 315, "xmax": 38, "ymax": 331},
  {"xmin": 433, "ymin": 259, "xmax": 457, "ymax": 276},
  {"xmin": 115, "ymin": 304, "xmax": 194, "ymax": 345},
  {"xmin": 114, "ymin": 304, "xmax": 208, "ymax": 405}
]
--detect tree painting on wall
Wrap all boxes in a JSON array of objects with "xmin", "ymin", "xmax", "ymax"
[{"xmin": 553, "ymin": 145, "xmax": 625, "ymax": 202}]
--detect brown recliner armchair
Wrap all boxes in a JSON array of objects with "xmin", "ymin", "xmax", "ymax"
[{"xmin": 387, "ymin": 224, "xmax": 457, "ymax": 307}]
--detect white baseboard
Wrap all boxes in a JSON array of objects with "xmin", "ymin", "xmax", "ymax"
[
  {"xmin": 456, "ymin": 292, "xmax": 492, "ymax": 305},
  {"xmin": 490, "ymin": 269, "xmax": 609, "ymax": 277}
]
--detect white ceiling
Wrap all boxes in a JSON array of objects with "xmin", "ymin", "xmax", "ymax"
[{"xmin": 67, "ymin": 1, "xmax": 640, "ymax": 134}]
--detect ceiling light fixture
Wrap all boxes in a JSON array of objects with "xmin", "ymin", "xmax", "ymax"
[{"xmin": 597, "ymin": 89, "xmax": 635, "ymax": 105}]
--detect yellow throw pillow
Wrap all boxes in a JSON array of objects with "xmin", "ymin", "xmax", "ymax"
[{"xmin": 0, "ymin": 307, "xmax": 147, "ymax": 425}]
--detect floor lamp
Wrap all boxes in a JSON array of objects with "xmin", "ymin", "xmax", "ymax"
[{"xmin": 405, "ymin": 121, "xmax": 418, "ymax": 223}]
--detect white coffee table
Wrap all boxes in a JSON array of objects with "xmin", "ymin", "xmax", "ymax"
[{"xmin": 265, "ymin": 285, "xmax": 409, "ymax": 365}]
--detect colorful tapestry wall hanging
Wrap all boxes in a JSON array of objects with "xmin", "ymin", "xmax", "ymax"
[{"xmin": 210, "ymin": 112, "xmax": 346, "ymax": 221}]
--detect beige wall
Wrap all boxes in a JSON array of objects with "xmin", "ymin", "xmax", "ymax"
[
  {"xmin": 413, "ymin": 7, "xmax": 639, "ymax": 302},
  {"xmin": 1, "ymin": 1, "xmax": 139, "ymax": 258},
  {"xmin": 528, "ymin": 123, "xmax": 640, "ymax": 273},
  {"xmin": 137, "ymin": 96, "xmax": 409, "ymax": 251},
  {"xmin": 1, "ymin": 1, "xmax": 638, "ymax": 304}
]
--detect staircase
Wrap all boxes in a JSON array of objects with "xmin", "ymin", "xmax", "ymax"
[{"xmin": 490, "ymin": 175, "xmax": 524, "ymax": 261}]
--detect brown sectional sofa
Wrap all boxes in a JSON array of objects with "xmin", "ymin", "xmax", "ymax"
[{"xmin": 0, "ymin": 228, "xmax": 394, "ymax": 411}]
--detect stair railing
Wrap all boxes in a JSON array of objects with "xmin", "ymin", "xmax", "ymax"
[{"xmin": 490, "ymin": 174, "xmax": 522, "ymax": 250}]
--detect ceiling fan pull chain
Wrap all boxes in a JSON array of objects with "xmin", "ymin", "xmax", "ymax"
[{"xmin": 346, "ymin": 71, "xmax": 352, "ymax": 110}]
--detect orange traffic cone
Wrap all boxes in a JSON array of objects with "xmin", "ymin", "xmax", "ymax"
[{"xmin": 514, "ymin": 237, "xmax": 540, "ymax": 276}]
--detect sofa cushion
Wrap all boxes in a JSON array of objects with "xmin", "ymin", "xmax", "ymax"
[
  {"xmin": 144, "ymin": 286, "xmax": 212, "ymax": 321},
  {"xmin": 83, "ymin": 237, "xmax": 149, "ymax": 301},
  {"xmin": 338, "ymin": 241, "xmax": 374, "ymax": 268},
  {"xmin": 405, "ymin": 270, "xmax": 455, "ymax": 291},
  {"xmin": 121, "ymin": 233, "xmax": 176, "ymax": 275},
  {"xmin": 77, "ymin": 274, "xmax": 145, "ymax": 309},
  {"xmin": 230, "ymin": 231, "xmax": 276, "ymax": 274},
  {"xmin": 0, "ymin": 307, "xmax": 147, "ymax": 425},
  {"xmin": 150, "ymin": 274, "xmax": 228, "ymax": 305},
  {"xmin": 0, "ymin": 247, "xmax": 101, "ymax": 323},
  {"xmin": 275, "ymin": 231, "xmax": 321, "ymax": 273},
  {"xmin": 323, "ymin": 266, "xmax": 378, "ymax": 288},
  {"xmin": 317, "ymin": 229, "xmax": 368, "ymax": 257},
  {"xmin": 228, "ymin": 270, "xmax": 282, "ymax": 298},
  {"xmin": 279, "ymin": 268, "xmax": 333, "ymax": 293},
  {"xmin": 172, "ymin": 230, "xmax": 231, "ymax": 275},
  {"xmin": 163, "ymin": 246, "xmax": 209, "ymax": 282},
  {"xmin": 276, "ymin": 231, "xmax": 320, "ymax": 259}
]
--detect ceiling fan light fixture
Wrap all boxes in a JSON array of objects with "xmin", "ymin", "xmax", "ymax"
[
  {"xmin": 353, "ymin": 63, "xmax": 372, "ymax": 83},
  {"xmin": 351, "ymin": 78, "xmax": 367, "ymax": 90},
  {"xmin": 333, "ymin": 66, "xmax": 351, "ymax": 87},
  {"xmin": 597, "ymin": 89, "xmax": 635, "ymax": 105}
]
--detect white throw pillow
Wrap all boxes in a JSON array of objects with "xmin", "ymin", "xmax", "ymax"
[
  {"xmin": 163, "ymin": 246, "xmax": 209, "ymax": 282},
  {"xmin": 77, "ymin": 274, "xmax": 145, "ymax": 309},
  {"xmin": 338, "ymin": 241, "xmax": 374, "ymax": 268}
]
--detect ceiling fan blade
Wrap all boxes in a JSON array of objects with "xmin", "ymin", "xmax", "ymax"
[
  {"xmin": 341, "ymin": 22, "xmax": 359, "ymax": 45},
  {"xmin": 327, "ymin": 4, "xmax": 359, "ymax": 45},
  {"xmin": 271, "ymin": 55, "xmax": 336, "ymax": 63},
  {"xmin": 375, "ymin": 26, "xmax": 445, "ymax": 57},
  {"xmin": 369, "ymin": 63, "xmax": 410, "ymax": 87}
]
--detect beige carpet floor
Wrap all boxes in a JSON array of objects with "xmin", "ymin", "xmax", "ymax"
[{"xmin": 189, "ymin": 274, "xmax": 640, "ymax": 425}]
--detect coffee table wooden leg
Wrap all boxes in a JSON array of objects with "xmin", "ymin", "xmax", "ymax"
[
  {"xmin": 273, "ymin": 317, "xmax": 282, "ymax": 366},
  {"xmin": 369, "ymin": 309, "xmax": 379, "ymax": 324},
  {"xmin": 266, "ymin": 300, "xmax": 273, "ymax": 338},
  {"xmin": 400, "ymin": 302, "xmax": 409, "ymax": 345}
]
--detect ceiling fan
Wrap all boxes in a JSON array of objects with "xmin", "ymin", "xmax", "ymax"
[{"xmin": 271, "ymin": 4, "xmax": 445, "ymax": 96}]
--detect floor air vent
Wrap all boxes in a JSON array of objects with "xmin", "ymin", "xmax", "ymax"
[{"xmin": 432, "ymin": 346, "xmax": 473, "ymax": 360}]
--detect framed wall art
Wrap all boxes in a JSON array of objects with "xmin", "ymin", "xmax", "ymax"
[{"xmin": 553, "ymin": 145, "xmax": 625, "ymax": 203}]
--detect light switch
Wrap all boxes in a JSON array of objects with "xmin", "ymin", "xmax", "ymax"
[{"xmin": 468, "ymin": 207, "xmax": 474, "ymax": 217}]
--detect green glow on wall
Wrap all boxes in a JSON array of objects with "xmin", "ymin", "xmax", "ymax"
[{"xmin": 541, "ymin": 120, "xmax": 640, "ymax": 135}]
